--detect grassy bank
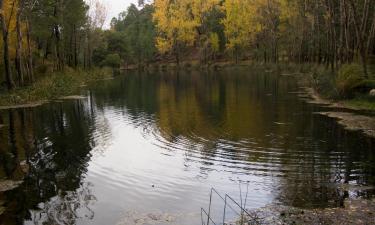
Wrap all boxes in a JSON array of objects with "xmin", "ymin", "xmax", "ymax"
[
  {"xmin": 342, "ymin": 97, "xmax": 375, "ymax": 111},
  {"xmin": 0, "ymin": 68, "xmax": 112, "ymax": 107},
  {"xmin": 307, "ymin": 64, "xmax": 375, "ymax": 111}
]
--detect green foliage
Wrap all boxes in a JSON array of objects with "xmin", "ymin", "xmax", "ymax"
[
  {"xmin": 209, "ymin": 33, "xmax": 220, "ymax": 53},
  {"xmin": 109, "ymin": 4, "xmax": 156, "ymax": 65},
  {"xmin": 312, "ymin": 66, "xmax": 338, "ymax": 98},
  {"xmin": 101, "ymin": 54, "xmax": 121, "ymax": 68},
  {"xmin": 0, "ymin": 68, "xmax": 112, "ymax": 106},
  {"xmin": 92, "ymin": 46, "xmax": 108, "ymax": 66},
  {"xmin": 343, "ymin": 95, "xmax": 375, "ymax": 111},
  {"xmin": 204, "ymin": 6, "xmax": 226, "ymax": 51},
  {"xmin": 336, "ymin": 64, "xmax": 365, "ymax": 98},
  {"xmin": 107, "ymin": 32, "xmax": 129, "ymax": 58}
]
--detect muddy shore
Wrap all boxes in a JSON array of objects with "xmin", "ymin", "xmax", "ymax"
[{"xmin": 299, "ymin": 87, "xmax": 375, "ymax": 138}]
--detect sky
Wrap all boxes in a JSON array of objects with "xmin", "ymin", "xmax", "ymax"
[{"xmin": 101, "ymin": 0, "xmax": 138, "ymax": 28}]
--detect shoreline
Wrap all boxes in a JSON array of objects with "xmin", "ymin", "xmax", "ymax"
[
  {"xmin": 301, "ymin": 87, "xmax": 375, "ymax": 112},
  {"xmin": 0, "ymin": 69, "xmax": 112, "ymax": 109},
  {"xmin": 243, "ymin": 197, "xmax": 375, "ymax": 225},
  {"xmin": 298, "ymin": 86, "xmax": 375, "ymax": 139}
]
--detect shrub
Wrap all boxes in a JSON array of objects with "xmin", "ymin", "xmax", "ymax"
[
  {"xmin": 311, "ymin": 66, "xmax": 338, "ymax": 98},
  {"xmin": 101, "ymin": 54, "xmax": 121, "ymax": 69},
  {"xmin": 336, "ymin": 64, "xmax": 365, "ymax": 98}
]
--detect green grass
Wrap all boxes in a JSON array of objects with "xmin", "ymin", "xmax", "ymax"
[
  {"xmin": 342, "ymin": 96, "xmax": 375, "ymax": 111},
  {"xmin": 0, "ymin": 68, "xmax": 112, "ymax": 106},
  {"xmin": 280, "ymin": 63, "xmax": 375, "ymax": 111}
]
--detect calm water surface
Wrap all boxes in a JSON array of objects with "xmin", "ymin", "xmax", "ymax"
[{"xmin": 0, "ymin": 68, "xmax": 374, "ymax": 224}]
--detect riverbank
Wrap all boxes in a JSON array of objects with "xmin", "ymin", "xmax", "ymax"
[
  {"xmin": 147, "ymin": 61, "xmax": 375, "ymax": 111},
  {"xmin": 292, "ymin": 67, "xmax": 375, "ymax": 138},
  {"xmin": 305, "ymin": 64, "xmax": 374, "ymax": 111},
  {"xmin": 299, "ymin": 86, "xmax": 375, "ymax": 112},
  {"xmin": 0, "ymin": 68, "xmax": 112, "ymax": 109},
  {"xmin": 242, "ymin": 197, "xmax": 375, "ymax": 225}
]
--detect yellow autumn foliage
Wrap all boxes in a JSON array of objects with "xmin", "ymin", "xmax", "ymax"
[
  {"xmin": 153, "ymin": 0, "xmax": 219, "ymax": 54},
  {"xmin": 0, "ymin": 0, "xmax": 28, "ymax": 58}
]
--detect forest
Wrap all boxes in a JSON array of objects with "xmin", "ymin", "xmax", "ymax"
[
  {"xmin": 0, "ymin": 1, "xmax": 375, "ymax": 224},
  {"xmin": 0, "ymin": 0, "xmax": 374, "ymax": 101}
]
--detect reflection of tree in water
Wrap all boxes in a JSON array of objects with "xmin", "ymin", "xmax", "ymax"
[
  {"xmin": 0, "ymin": 99, "xmax": 111, "ymax": 224},
  {"xmin": 274, "ymin": 114, "xmax": 375, "ymax": 208},
  {"xmin": 31, "ymin": 182, "xmax": 96, "ymax": 224},
  {"xmin": 90, "ymin": 70, "xmax": 375, "ymax": 208}
]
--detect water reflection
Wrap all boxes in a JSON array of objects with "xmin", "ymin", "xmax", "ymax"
[
  {"xmin": 0, "ymin": 68, "xmax": 374, "ymax": 224},
  {"xmin": 0, "ymin": 100, "xmax": 109, "ymax": 224}
]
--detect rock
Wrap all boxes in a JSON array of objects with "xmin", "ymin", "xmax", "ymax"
[
  {"xmin": 369, "ymin": 89, "xmax": 375, "ymax": 96},
  {"xmin": 0, "ymin": 180, "xmax": 23, "ymax": 192},
  {"xmin": 20, "ymin": 160, "xmax": 29, "ymax": 174}
]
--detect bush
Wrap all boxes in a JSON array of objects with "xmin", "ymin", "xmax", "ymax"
[
  {"xmin": 101, "ymin": 53, "xmax": 121, "ymax": 69},
  {"xmin": 0, "ymin": 68, "xmax": 112, "ymax": 106},
  {"xmin": 311, "ymin": 66, "xmax": 338, "ymax": 98},
  {"xmin": 336, "ymin": 64, "xmax": 365, "ymax": 98}
]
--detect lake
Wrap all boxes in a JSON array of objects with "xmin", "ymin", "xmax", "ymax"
[{"xmin": 0, "ymin": 68, "xmax": 374, "ymax": 224}]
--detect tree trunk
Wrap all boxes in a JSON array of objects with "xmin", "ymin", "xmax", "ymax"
[
  {"xmin": 53, "ymin": 0, "xmax": 64, "ymax": 71},
  {"xmin": 26, "ymin": 17, "xmax": 34, "ymax": 83},
  {"xmin": 16, "ymin": 4, "xmax": 24, "ymax": 86},
  {"xmin": 74, "ymin": 24, "xmax": 78, "ymax": 67},
  {"xmin": 0, "ymin": 0, "xmax": 15, "ymax": 90},
  {"xmin": 349, "ymin": 0, "xmax": 369, "ymax": 77}
]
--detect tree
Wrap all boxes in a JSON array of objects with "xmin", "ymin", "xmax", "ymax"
[
  {"xmin": 153, "ymin": 0, "xmax": 219, "ymax": 64},
  {"xmin": 0, "ymin": 0, "xmax": 16, "ymax": 90},
  {"xmin": 109, "ymin": 3, "xmax": 156, "ymax": 66},
  {"xmin": 221, "ymin": 0, "xmax": 259, "ymax": 63},
  {"xmin": 102, "ymin": 53, "xmax": 121, "ymax": 70}
]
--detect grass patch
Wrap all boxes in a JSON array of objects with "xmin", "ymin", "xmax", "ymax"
[
  {"xmin": 342, "ymin": 95, "xmax": 375, "ymax": 111},
  {"xmin": 311, "ymin": 66, "xmax": 339, "ymax": 99},
  {"xmin": 336, "ymin": 64, "xmax": 365, "ymax": 98},
  {"xmin": 0, "ymin": 67, "xmax": 112, "ymax": 106}
]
